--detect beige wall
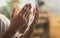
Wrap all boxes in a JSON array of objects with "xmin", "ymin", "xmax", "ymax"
[{"xmin": 50, "ymin": 13, "xmax": 60, "ymax": 38}]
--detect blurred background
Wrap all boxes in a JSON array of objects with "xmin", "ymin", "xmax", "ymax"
[
  {"xmin": 0, "ymin": 0, "xmax": 60, "ymax": 18},
  {"xmin": 0, "ymin": 0, "xmax": 60, "ymax": 38}
]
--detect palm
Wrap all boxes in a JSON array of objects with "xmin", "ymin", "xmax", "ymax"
[{"xmin": 10, "ymin": 4, "xmax": 31, "ymax": 28}]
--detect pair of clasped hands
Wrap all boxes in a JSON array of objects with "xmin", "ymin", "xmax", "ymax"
[
  {"xmin": 10, "ymin": 3, "xmax": 39, "ymax": 30},
  {"xmin": 1, "ymin": 3, "xmax": 39, "ymax": 38}
]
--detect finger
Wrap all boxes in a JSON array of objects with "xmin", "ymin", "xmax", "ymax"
[
  {"xmin": 22, "ymin": 4, "xmax": 31, "ymax": 15},
  {"xmin": 10, "ymin": 7, "xmax": 15, "ymax": 19},
  {"xmin": 23, "ymin": 7, "xmax": 31, "ymax": 22},
  {"xmin": 33, "ymin": 7, "xmax": 36, "ymax": 16},
  {"xmin": 24, "ymin": 4, "xmax": 31, "ymax": 17},
  {"xmin": 20, "ymin": 3, "xmax": 28, "ymax": 11},
  {"xmin": 36, "ymin": 5, "xmax": 39, "ymax": 17},
  {"xmin": 23, "ymin": 4, "xmax": 31, "ymax": 18},
  {"xmin": 19, "ymin": 3, "xmax": 28, "ymax": 15},
  {"xmin": 35, "ymin": 5, "xmax": 39, "ymax": 18},
  {"xmin": 25, "ymin": 10, "xmax": 31, "ymax": 19},
  {"xmin": 33, "ymin": 5, "xmax": 39, "ymax": 21},
  {"xmin": 19, "ymin": 4, "xmax": 29, "ymax": 15}
]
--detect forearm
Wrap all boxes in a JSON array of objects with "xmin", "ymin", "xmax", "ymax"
[
  {"xmin": 21, "ymin": 24, "xmax": 34, "ymax": 38},
  {"xmin": 1, "ymin": 23, "xmax": 20, "ymax": 38}
]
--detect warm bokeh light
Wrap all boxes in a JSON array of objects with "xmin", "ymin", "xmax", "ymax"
[{"xmin": 50, "ymin": 13, "xmax": 60, "ymax": 38}]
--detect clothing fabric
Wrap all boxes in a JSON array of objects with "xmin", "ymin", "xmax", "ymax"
[
  {"xmin": 0, "ymin": 14, "xmax": 21, "ymax": 38},
  {"xmin": 0, "ymin": 14, "xmax": 10, "ymax": 35}
]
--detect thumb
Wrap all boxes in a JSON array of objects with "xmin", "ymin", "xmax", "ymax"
[{"xmin": 10, "ymin": 7, "xmax": 15, "ymax": 20}]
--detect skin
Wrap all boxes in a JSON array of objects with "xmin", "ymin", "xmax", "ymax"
[
  {"xmin": 21, "ymin": 5, "xmax": 39, "ymax": 38},
  {"xmin": 1, "ymin": 3, "xmax": 31, "ymax": 38},
  {"xmin": 1, "ymin": 4, "xmax": 39, "ymax": 38}
]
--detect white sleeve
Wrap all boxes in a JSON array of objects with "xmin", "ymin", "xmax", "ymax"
[{"xmin": 0, "ymin": 14, "xmax": 10, "ymax": 35}]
